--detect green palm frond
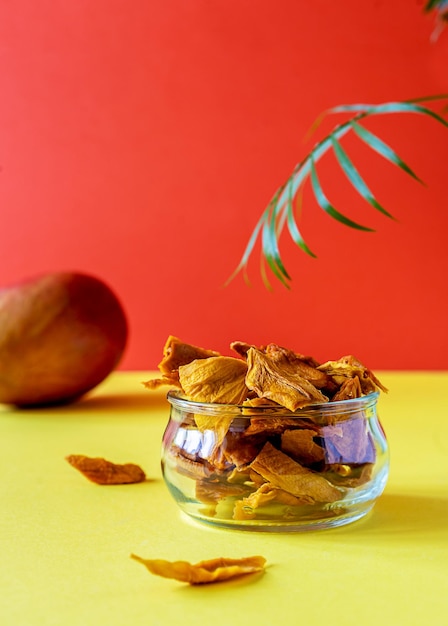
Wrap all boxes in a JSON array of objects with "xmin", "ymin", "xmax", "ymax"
[{"xmin": 227, "ymin": 95, "xmax": 448, "ymax": 288}]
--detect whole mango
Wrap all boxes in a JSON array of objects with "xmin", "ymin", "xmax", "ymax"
[{"xmin": 0, "ymin": 271, "xmax": 128, "ymax": 407}]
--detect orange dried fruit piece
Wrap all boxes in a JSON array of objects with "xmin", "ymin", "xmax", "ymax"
[
  {"xmin": 195, "ymin": 479, "xmax": 249, "ymax": 505},
  {"xmin": 332, "ymin": 376, "xmax": 363, "ymax": 401},
  {"xmin": 143, "ymin": 336, "xmax": 220, "ymax": 390},
  {"xmin": 243, "ymin": 416, "xmax": 310, "ymax": 436},
  {"xmin": 229, "ymin": 340, "xmax": 254, "ymax": 358},
  {"xmin": 262, "ymin": 343, "xmax": 333, "ymax": 389},
  {"xmin": 245, "ymin": 347, "xmax": 328, "ymax": 411},
  {"xmin": 130, "ymin": 554, "xmax": 266, "ymax": 585},
  {"xmin": 66, "ymin": 455, "xmax": 146, "ymax": 485},
  {"xmin": 324, "ymin": 463, "xmax": 374, "ymax": 488},
  {"xmin": 242, "ymin": 396, "xmax": 280, "ymax": 408},
  {"xmin": 233, "ymin": 484, "xmax": 278, "ymax": 519},
  {"xmin": 222, "ymin": 432, "xmax": 264, "ymax": 469},
  {"xmin": 233, "ymin": 482, "xmax": 307, "ymax": 520},
  {"xmin": 192, "ymin": 414, "xmax": 235, "ymax": 451},
  {"xmin": 179, "ymin": 356, "xmax": 248, "ymax": 404},
  {"xmin": 159, "ymin": 335, "xmax": 221, "ymax": 376},
  {"xmin": 281, "ymin": 429, "xmax": 325, "ymax": 465},
  {"xmin": 231, "ymin": 341, "xmax": 320, "ymax": 369},
  {"xmin": 249, "ymin": 442, "xmax": 341, "ymax": 503},
  {"xmin": 142, "ymin": 374, "xmax": 182, "ymax": 391},
  {"xmin": 171, "ymin": 450, "xmax": 213, "ymax": 481},
  {"xmin": 317, "ymin": 355, "xmax": 388, "ymax": 395}
]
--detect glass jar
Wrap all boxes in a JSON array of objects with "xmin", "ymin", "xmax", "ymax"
[{"xmin": 162, "ymin": 390, "xmax": 389, "ymax": 531}]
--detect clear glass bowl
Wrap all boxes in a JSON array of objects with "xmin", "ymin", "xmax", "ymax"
[{"xmin": 161, "ymin": 390, "xmax": 389, "ymax": 531}]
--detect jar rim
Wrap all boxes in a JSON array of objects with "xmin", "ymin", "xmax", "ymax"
[{"xmin": 166, "ymin": 388, "xmax": 380, "ymax": 417}]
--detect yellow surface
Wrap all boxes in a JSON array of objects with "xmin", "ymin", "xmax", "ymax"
[{"xmin": 1, "ymin": 372, "xmax": 448, "ymax": 626}]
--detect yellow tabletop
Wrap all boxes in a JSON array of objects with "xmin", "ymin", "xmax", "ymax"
[{"xmin": 1, "ymin": 372, "xmax": 447, "ymax": 626}]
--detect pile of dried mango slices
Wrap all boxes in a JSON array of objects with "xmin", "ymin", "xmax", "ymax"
[{"xmin": 144, "ymin": 336, "xmax": 388, "ymax": 521}]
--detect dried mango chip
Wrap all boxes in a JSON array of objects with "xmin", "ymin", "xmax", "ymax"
[
  {"xmin": 245, "ymin": 347, "xmax": 328, "ymax": 411},
  {"xmin": 196, "ymin": 479, "xmax": 249, "ymax": 505},
  {"xmin": 179, "ymin": 356, "xmax": 248, "ymax": 404},
  {"xmin": 233, "ymin": 484, "xmax": 279, "ymax": 519},
  {"xmin": 231, "ymin": 341, "xmax": 321, "ymax": 369},
  {"xmin": 242, "ymin": 396, "xmax": 280, "ymax": 408},
  {"xmin": 230, "ymin": 340, "xmax": 254, "ymax": 358},
  {"xmin": 244, "ymin": 417, "xmax": 309, "ymax": 436},
  {"xmin": 324, "ymin": 463, "xmax": 374, "ymax": 488},
  {"xmin": 317, "ymin": 355, "xmax": 388, "ymax": 395},
  {"xmin": 159, "ymin": 335, "xmax": 221, "ymax": 377},
  {"xmin": 249, "ymin": 442, "xmax": 341, "ymax": 503},
  {"xmin": 143, "ymin": 336, "xmax": 220, "ymax": 390},
  {"xmin": 142, "ymin": 376, "xmax": 181, "ymax": 391},
  {"xmin": 262, "ymin": 343, "xmax": 333, "ymax": 390},
  {"xmin": 66, "ymin": 455, "xmax": 146, "ymax": 485},
  {"xmin": 130, "ymin": 554, "xmax": 266, "ymax": 585},
  {"xmin": 233, "ymin": 482, "xmax": 307, "ymax": 520},
  {"xmin": 222, "ymin": 432, "xmax": 264, "ymax": 468},
  {"xmin": 170, "ymin": 449, "xmax": 213, "ymax": 480},
  {"xmin": 193, "ymin": 414, "xmax": 235, "ymax": 450},
  {"xmin": 332, "ymin": 376, "xmax": 362, "ymax": 401},
  {"xmin": 281, "ymin": 429, "xmax": 325, "ymax": 465}
]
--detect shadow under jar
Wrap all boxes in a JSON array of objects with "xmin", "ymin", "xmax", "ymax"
[{"xmin": 162, "ymin": 390, "xmax": 389, "ymax": 531}]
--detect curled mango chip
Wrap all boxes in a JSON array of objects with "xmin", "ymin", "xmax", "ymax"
[
  {"xmin": 159, "ymin": 336, "xmax": 220, "ymax": 376},
  {"xmin": 250, "ymin": 442, "xmax": 341, "ymax": 503},
  {"xmin": 131, "ymin": 554, "xmax": 266, "ymax": 585},
  {"xmin": 66, "ymin": 455, "xmax": 146, "ymax": 485},
  {"xmin": 281, "ymin": 428, "xmax": 325, "ymax": 465},
  {"xmin": 245, "ymin": 347, "xmax": 328, "ymax": 411},
  {"xmin": 143, "ymin": 335, "xmax": 220, "ymax": 390},
  {"xmin": 317, "ymin": 355, "xmax": 388, "ymax": 394},
  {"xmin": 332, "ymin": 376, "xmax": 362, "ymax": 401},
  {"xmin": 193, "ymin": 413, "xmax": 235, "ymax": 449},
  {"xmin": 179, "ymin": 356, "xmax": 248, "ymax": 404},
  {"xmin": 233, "ymin": 482, "xmax": 305, "ymax": 520}
]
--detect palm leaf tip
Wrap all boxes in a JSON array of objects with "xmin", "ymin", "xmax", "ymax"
[
  {"xmin": 330, "ymin": 136, "xmax": 395, "ymax": 220},
  {"xmin": 285, "ymin": 205, "xmax": 317, "ymax": 259},
  {"xmin": 310, "ymin": 159, "xmax": 375, "ymax": 232},
  {"xmin": 350, "ymin": 121, "xmax": 425, "ymax": 185}
]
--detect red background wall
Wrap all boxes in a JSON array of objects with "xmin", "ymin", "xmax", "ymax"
[{"xmin": 0, "ymin": 0, "xmax": 447, "ymax": 370}]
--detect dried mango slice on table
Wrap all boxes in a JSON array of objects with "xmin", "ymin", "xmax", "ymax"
[
  {"xmin": 130, "ymin": 554, "xmax": 266, "ymax": 585},
  {"xmin": 66, "ymin": 455, "xmax": 146, "ymax": 485}
]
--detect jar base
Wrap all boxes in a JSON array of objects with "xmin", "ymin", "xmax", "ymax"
[{"xmin": 179, "ymin": 501, "xmax": 375, "ymax": 533}]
